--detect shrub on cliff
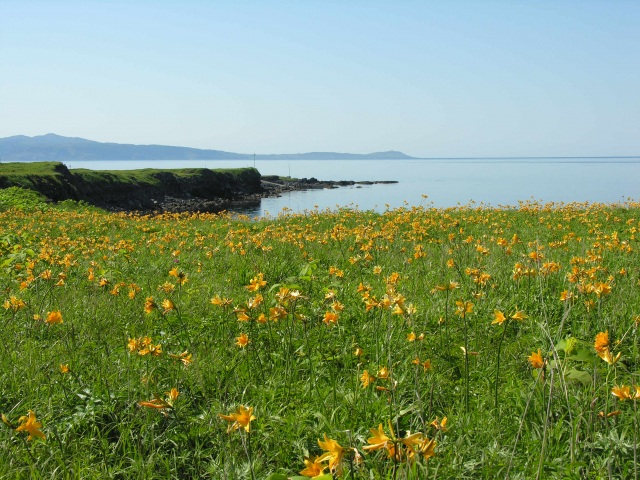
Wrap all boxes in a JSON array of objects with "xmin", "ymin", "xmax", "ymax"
[{"xmin": 0, "ymin": 187, "xmax": 49, "ymax": 211}]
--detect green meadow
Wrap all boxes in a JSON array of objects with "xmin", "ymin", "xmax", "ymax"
[{"xmin": 1, "ymin": 186, "xmax": 639, "ymax": 479}]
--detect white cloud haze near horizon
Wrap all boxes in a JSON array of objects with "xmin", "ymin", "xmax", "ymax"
[{"xmin": 2, "ymin": 0, "xmax": 639, "ymax": 157}]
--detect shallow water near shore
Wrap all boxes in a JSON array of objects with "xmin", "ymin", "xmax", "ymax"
[{"xmin": 63, "ymin": 158, "xmax": 640, "ymax": 216}]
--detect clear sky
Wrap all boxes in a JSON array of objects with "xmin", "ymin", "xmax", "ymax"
[{"xmin": 2, "ymin": 0, "xmax": 639, "ymax": 157}]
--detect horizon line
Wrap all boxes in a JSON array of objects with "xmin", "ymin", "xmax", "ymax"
[{"xmin": 415, "ymin": 155, "xmax": 640, "ymax": 160}]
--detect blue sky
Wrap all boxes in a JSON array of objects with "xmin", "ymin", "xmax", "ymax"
[{"xmin": 2, "ymin": 0, "xmax": 639, "ymax": 157}]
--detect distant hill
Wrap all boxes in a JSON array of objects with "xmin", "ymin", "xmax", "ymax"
[{"xmin": 0, "ymin": 134, "xmax": 415, "ymax": 161}]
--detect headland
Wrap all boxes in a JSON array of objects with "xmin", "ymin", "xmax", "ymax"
[{"xmin": 0, "ymin": 161, "xmax": 397, "ymax": 213}]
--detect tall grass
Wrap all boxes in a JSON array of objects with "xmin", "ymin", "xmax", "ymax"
[{"xmin": 1, "ymin": 188, "xmax": 639, "ymax": 479}]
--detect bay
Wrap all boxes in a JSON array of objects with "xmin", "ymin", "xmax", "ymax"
[{"xmin": 62, "ymin": 158, "xmax": 640, "ymax": 217}]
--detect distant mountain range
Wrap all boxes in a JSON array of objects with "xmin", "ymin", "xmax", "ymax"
[{"xmin": 0, "ymin": 134, "xmax": 415, "ymax": 161}]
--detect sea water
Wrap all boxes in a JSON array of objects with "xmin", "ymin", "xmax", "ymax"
[{"xmin": 62, "ymin": 158, "xmax": 640, "ymax": 217}]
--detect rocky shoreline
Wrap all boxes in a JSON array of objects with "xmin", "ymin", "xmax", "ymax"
[{"xmin": 158, "ymin": 176, "xmax": 398, "ymax": 213}]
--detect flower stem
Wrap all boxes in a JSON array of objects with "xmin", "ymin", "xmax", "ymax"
[
  {"xmin": 494, "ymin": 322, "xmax": 508, "ymax": 411},
  {"xmin": 463, "ymin": 310, "xmax": 469, "ymax": 413},
  {"xmin": 242, "ymin": 431, "xmax": 256, "ymax": 480}
]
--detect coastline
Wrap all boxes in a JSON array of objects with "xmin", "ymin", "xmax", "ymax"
[
  {"xmin": 160, "ymin": 176, "xmax": 398, "ymax": 214},
  {"xmin": 0, "ymin": 161, "xmax": 397, "ymax": 214}
]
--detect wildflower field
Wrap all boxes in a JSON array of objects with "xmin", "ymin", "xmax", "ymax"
[{"xmin": 1, "ymin": 187, "xmax": 640, "ymax": 479}]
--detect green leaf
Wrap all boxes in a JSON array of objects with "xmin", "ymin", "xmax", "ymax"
[
  {"xmin": 265, "ymin": 475, "xmax": 289, "ymax": 480},
  {"xmin": 299, "ymin": 260, "xmax": 318, "ymax": 278},
  {"xmin": 566, "ymin": 348, "xmax": 596, "ymax": 363},
  {"xmin": 397, "ymin": 405, "xmax": 417, "ymax": 417},
  {"xmin": 566, "ymin": 368, "xmax": 592, "ymax": 385},
  {"xmin": 555, "ymin": 338, "xmax": 568, "ymax": 352},
  {"xmin": 556, "ymin": 336, "xmax": 579, "ymax": 355}
]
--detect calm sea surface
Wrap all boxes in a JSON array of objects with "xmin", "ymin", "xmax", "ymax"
[{"xmin": 63, "ymin": 158, "xmax": 640, "ymax": 217}]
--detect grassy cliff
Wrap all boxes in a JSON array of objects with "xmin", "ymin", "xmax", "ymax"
[{"xmin": 0, "ymin": 162, "xmax": 262, "ymax": 211}]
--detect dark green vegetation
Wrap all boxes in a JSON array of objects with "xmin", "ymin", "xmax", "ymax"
[
  {"xmin": 0, "ymin": 133, "xmax": 414, "ymax": 161},
  {"xmin": 0, "ymin": 161, "xmax": 261, "ymax": 211},
  {"xmin": 1, "ymin": 190, "xmax": 640, "ymax": 479}
]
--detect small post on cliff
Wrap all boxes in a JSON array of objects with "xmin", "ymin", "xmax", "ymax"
[{"xmin": 253, "ymin": 153, "xmax": 256, "ymax": 168}]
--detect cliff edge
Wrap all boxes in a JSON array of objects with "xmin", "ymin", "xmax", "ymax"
[{"xmin": 0, "ymin": 162, "xmax": 262, "ymax": 213}]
